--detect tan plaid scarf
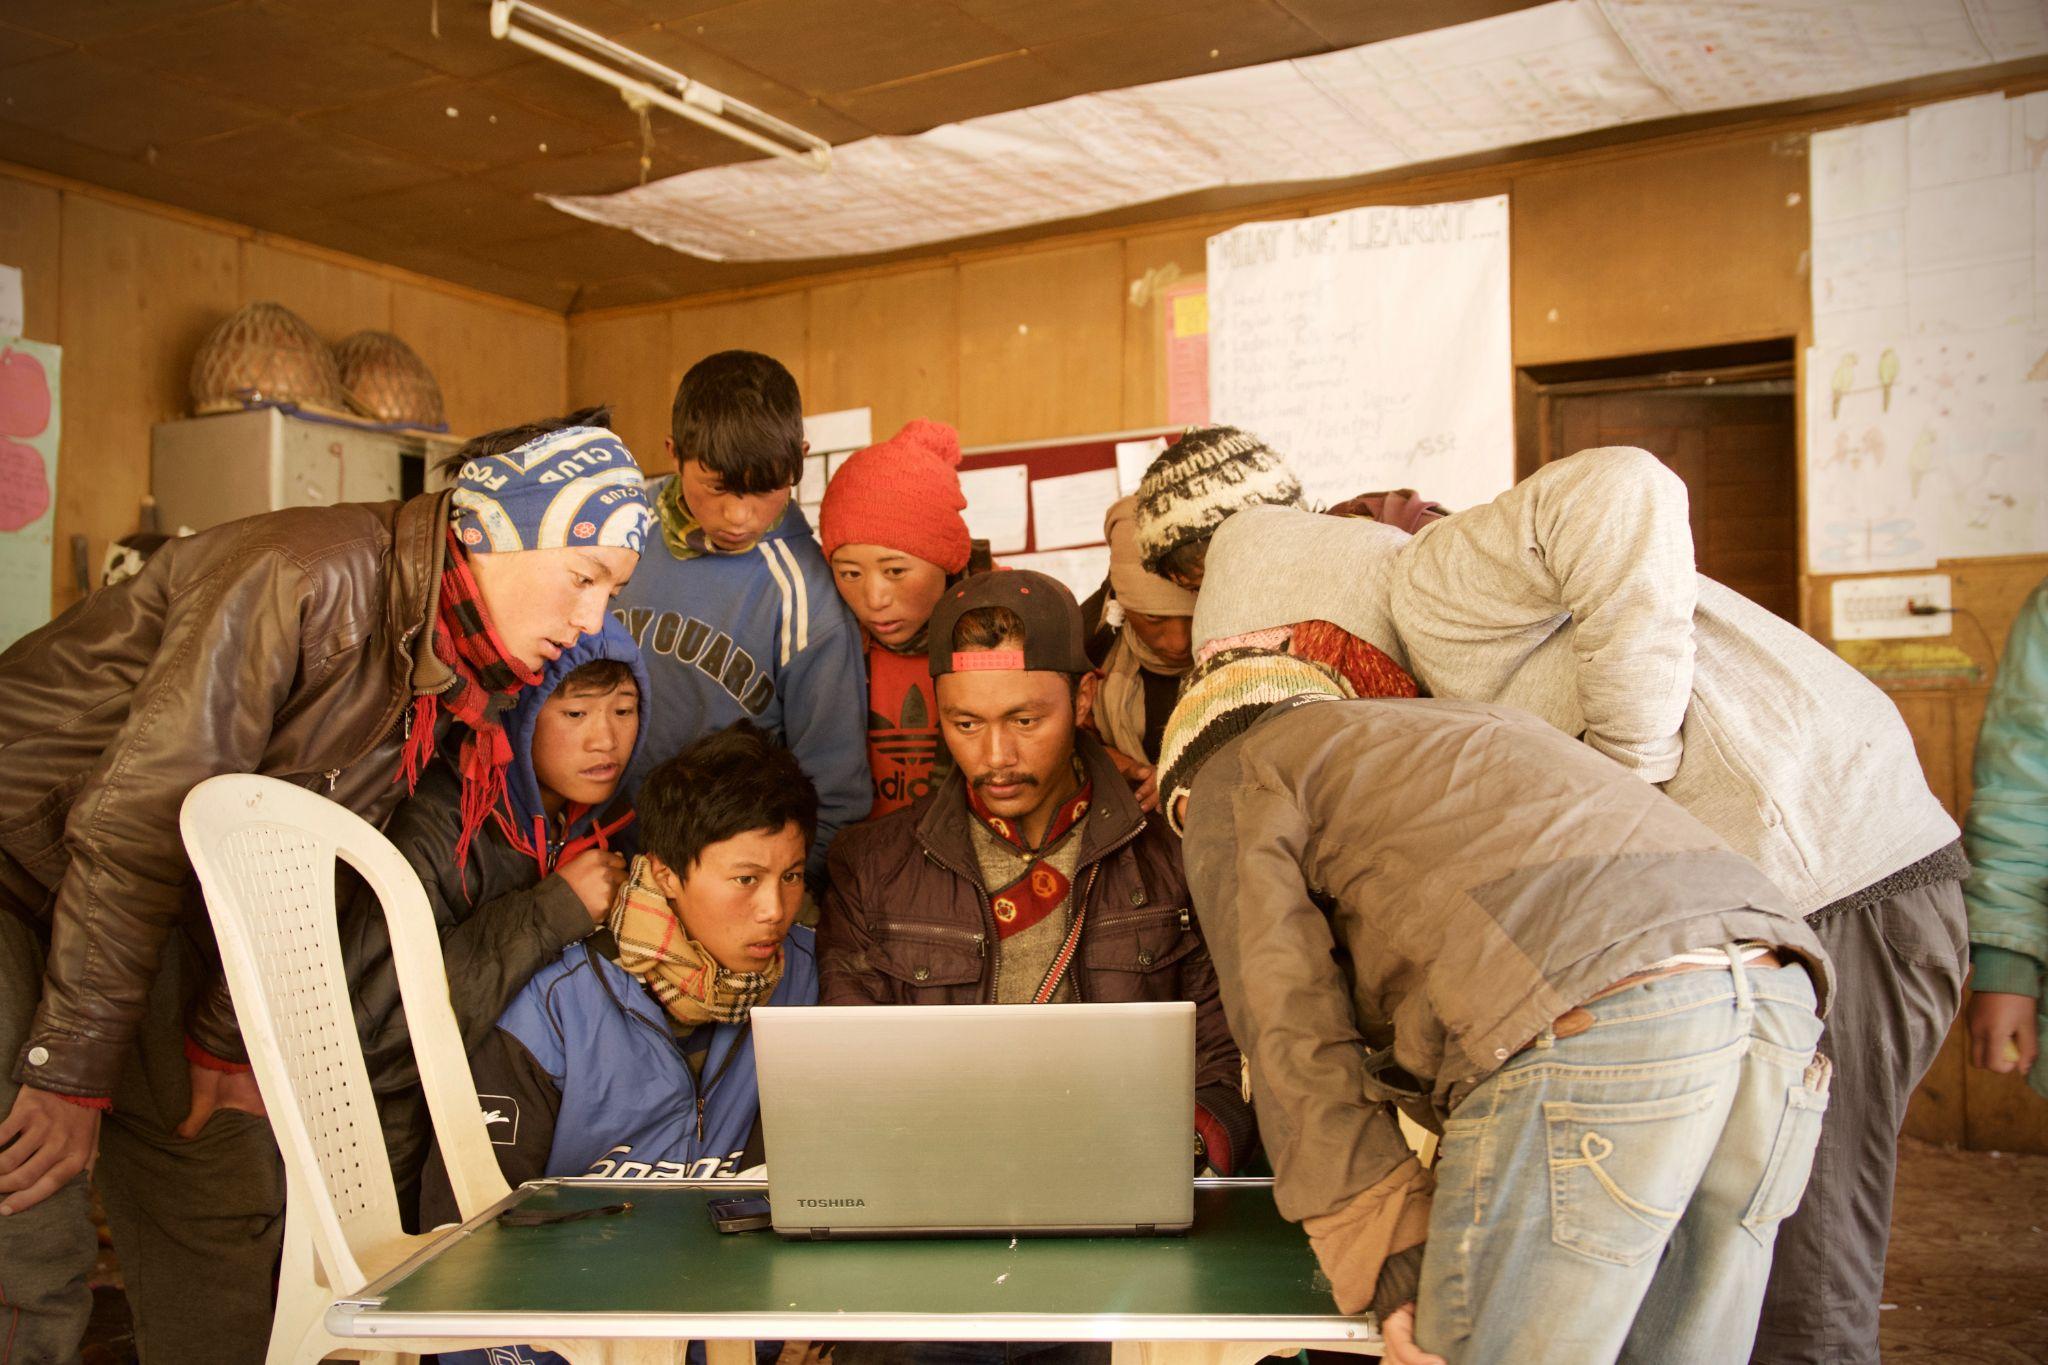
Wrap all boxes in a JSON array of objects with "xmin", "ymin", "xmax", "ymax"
[{"xmin": 607, "ymin": 856, "xmax": 784, "ymax": 1025}]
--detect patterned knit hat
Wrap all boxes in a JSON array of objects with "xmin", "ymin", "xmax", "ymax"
[
  {"xmin": 819, "ymin": 419, "xmax": 972, "ymax": 574},
  {"xmin": 452, "ymin": 426, "xmax": 651, "ymax": 555},
  {"xmin": 1133, "ymin": 426, "xmax": 1304, "ymax": 576},
  {"xmin": 1157, "ymin": 648, "xmax": 1347, "ymax": 835}
]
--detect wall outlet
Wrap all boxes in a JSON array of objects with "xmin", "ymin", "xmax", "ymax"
[{"xmin": 1830, "ymin": 573, "xmax": 1952, "ymax": 641}]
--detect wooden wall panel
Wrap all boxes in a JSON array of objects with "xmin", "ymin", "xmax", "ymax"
[
  {"xmin": 669, "ymin": 292, "xmax": 810, "ymax": 407},
  {"xmin": 566, "ymin": 309, "xmax": 672, "ymax": 470},
  {"xmin": 1511, "ymin": 134, "xmax": 1808, "ymax": 366},
  {"xmin": 0, "ymin": 176, "xmax": 61, "ymax": 343},
  {"xmin": 806, "ymin": 266, "xmax": 959, "ymax": 439},
  {"xmin": 56, "ymin": 195, "xmax": 240, "ymax": 612},
  {"xmin": 237, "ymin": 241, "xmax": 392, "ymax": 342},
  {"xmin": 957, "ymin": 242, "xmax": 1124, "ymax": 445},
  {"xmin": 389, "ymin": 281, "xmax": 566, "ymax": 440}
]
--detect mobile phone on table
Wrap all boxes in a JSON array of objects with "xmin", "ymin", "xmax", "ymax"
[{"xmin": 707, "ymin": 1194, "xmax": 774, "ymax": 1233}]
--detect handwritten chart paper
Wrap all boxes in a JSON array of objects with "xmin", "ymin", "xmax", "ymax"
[
  {"xmin": 959, "ymin": 465, "xmax": 1030, "ymax": 555},
  {"xmin": 0, "ymin": 339, "xmax": 59, "ymax": 648},
  {"xmin": 1807, "ymin": 91, "xmax": 2048, "ymax": 567},
  {"xmin": 1207, "ymin": 196, "xmax": 1513, "ymax": 512}
]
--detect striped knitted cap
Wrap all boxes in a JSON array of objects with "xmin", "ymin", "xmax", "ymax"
[
  {"xmin": 1157, "ymin": 648, "xmax": 1347, "ymax": 836},
  {"xmin": 1133, "ymin": 426, "xmax": 1304, "ymax": 576}
]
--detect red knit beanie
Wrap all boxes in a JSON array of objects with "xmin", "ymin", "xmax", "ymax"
[{"xmin": 819, "ymin": 419, "xmax": 972, "ymax": 574}]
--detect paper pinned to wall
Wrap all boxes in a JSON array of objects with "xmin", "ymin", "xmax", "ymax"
[
  {"xmin": 0, "ymin": 338, "xmax": 60, "ymax": 649},
  {"xmin": 959, "ymin": 465, "xmax": 1030, "ymax": 554},
  {"xmin": 1115, "ymin": 437, "xmax": 1168, "ymax": 496},
  {"xmin": 1207, "ymin": 195, "xmax": 1514, "ymax": 512},
  {"xmin": 0, "ymin": 266, "xmax": 21, "ymax": 340},
  {"xmin": 803, "ymin": 407, "xmax": 872, "ymax": 455},
  {"xmin": 1161, "ymin": 282, "xmax": 1210, "ymax": 427},
  {"xmin": 1805, "ymin": 339, "xmax": 1937, "ymax": 573},
  {"xmin": 1005, "ymin": 546, "xmax": 1112, "ymax": 603},
  {"xmin": 1805, "ymin": 326, "xmax": 2048, "ymax": 570},
  {"xmin": 1029, "ymin": 467, "xmax": 1122, "ymax": 551},
  {"xmin": 798, "ymin": 454, "xmax": 828, "ymax": 505}
]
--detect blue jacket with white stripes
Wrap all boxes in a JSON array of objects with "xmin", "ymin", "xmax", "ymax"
[{"xmin": 611, "ymin": 489, "xmax": 871, "ymax": 885}]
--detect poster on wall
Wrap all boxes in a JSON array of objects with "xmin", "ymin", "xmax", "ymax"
[
  {"xmin": 1805, "ymin": 90, "xmax": 2048, "ymax": 570},
  {"xmin": 1206, "ymin": 195, "xmax": 1514, "ymax": 512},
  {"xmin": 0, "ymin": 337, "xmax": 60, "ymax": 650},
  {"xmin": 1161, "ymin": 280, "xmax": 1210, "ymax": 427}
]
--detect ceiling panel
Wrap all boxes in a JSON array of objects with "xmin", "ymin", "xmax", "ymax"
[
  {"xmin": 826, "ymin": 51, "xmax": 1099, "ymax": 136},
  {"xmin": 1033, "ymin": 0, "xmax": 1329, "ymax": 90},
  {"xmin": 0, "ymin": 48, "xmax": 268, "ymax": 157},
  {"xmin": 477, "ymin": 139, "xmax": 705, "ymax": 197},
  {"xmin": 0, "ymin": 23, "xmax": 69, "ymax": 67},
  {"xmin": 684, "ymin": 0, "xmax": 1015, "ymax": 96},
  {"xmin": 2, "ymin": 0, "xmax": 231, "ymax": 47},
  {"xmin": 152, "ymin": 122, "xmax": 449, "ymax": 203},
  {"xmin": 1274, "ymin": 0, "xmax": 1554, "ymax": 48},
  {"xmin": 306, "ymin": 76, "xmax": 615, "ymax": 171},
  {"xmin": 87, "ymin": 3, "xmax": 439, "ymax": 115},
  {"xmin": 327, "ymin": 174, "xmax": 585, "ymax": 243},
  {"xmin": 948, "ymin": 0, "xmax": 1186, "ymax": 50}
]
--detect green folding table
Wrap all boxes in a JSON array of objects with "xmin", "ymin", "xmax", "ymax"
[{"xmin": 328, "ymin": 1177, "xmax": 1384, "ymax": 1364}]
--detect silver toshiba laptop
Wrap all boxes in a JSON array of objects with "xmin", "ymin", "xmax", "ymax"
[{"xmin": 752, "ymin": 1002, "xmax": 1196, "ymax": 1239}]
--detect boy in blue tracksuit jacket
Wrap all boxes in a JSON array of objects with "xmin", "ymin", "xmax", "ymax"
[
  {"xmin": 422, "ymin": 722, "xmax": 821, "ymax": 1365},
  {"xmin": 612, "ymin": 350, "xmax": 870, "ymax": 887}
]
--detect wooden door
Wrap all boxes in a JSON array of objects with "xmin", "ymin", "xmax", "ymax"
[{"xmin": 1546, "ymin": 389, "xmax": 1797, "ymax": 622}]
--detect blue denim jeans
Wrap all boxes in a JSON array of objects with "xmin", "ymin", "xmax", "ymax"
[{"xmin": 1415, "ymin": 949, "xmax": 1829, "ymax": 1365}]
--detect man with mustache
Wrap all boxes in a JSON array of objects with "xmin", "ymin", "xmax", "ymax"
[{"xmin": 819, "ymin": 571, "xmax": 1255, "ymax": 1190}]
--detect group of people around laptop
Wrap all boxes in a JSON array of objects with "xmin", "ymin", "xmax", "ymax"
[{"xmin": 0, "ymin": 345, "xmax": 2020, "ymax": 1365}]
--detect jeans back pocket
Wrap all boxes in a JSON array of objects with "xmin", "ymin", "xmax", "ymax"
[
  {"xmin": 1545, "ymin": 1087, "xmax": 1721, "ymax": 1267},
  {"xmin": 1741, "ymin": 1056, "xmax": 1832, "ymax": 1244}
]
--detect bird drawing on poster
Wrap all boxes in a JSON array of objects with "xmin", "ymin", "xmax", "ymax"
[
  {"xmin": 1878, "ymin": 348, "xmax": 1899, "ymax": 411},
  {"xmin": 1832, "ymin": 352, "xmax": 1857, "ymax": 419}
]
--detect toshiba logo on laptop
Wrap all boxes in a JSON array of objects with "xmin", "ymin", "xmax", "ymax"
[{"xmin": 796, "ymin": 1198, "xmax": 866, "ymax": 1207}]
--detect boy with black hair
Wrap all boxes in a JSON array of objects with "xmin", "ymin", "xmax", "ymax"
[
  {"xmin": 613, "ymin": 350, "xmax": 870, "ymax": 887},
  {"xmin": 342, "ymin": 616, "xmax": 648, "ymax": 1222}
]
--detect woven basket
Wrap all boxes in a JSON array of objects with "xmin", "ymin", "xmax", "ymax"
[
  {"xmin": 333, "ymin": 330, "xmax": 446, "ymax": 429},
  {"xmin": 189, "ymin": 301, "xmax": 344, "ymax": 415}
]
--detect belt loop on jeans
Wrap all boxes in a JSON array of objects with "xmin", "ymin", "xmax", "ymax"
[{"xmin": 1726, "ymin": 941, "xmax": 1754, "ymax": 1013}]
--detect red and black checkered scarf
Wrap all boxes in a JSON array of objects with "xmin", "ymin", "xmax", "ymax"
[{"xmin": 399, "ymin": 529, "xmax": 542, "ymax": 871}]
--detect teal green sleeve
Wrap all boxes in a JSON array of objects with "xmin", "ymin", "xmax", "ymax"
[
  {"xmin": 1970, "ymin": 943, "xmax": 2043, "ymax": 997},
  {"xmin": 1965, "ymin": 581, "xmax": 2048, "ymax": 968}
]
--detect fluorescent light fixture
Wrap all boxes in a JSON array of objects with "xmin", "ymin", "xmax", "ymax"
[{"xmin": 489, "ymin": 0, "xmax": 832, "ymax": 172}]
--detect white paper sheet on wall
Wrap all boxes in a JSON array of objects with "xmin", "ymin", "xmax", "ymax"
[
  {"xmin": 1029, "ymin": 468, "xmax": 1121, "ymax": 551},
  {"xmin": 1806, "ymin": 326, "xmax": 2048, "ymax": 569},
  {"xmin": 1115, "ymin": 438, "xmax": 1167, "ymax": 496},
  {"xmin": 959, "ymin": 465, "xmax": 1030, "ymax": 554},
  {"xmin": 802, "ymin": 407, "xmax": 872, "ymax": 455},
  {"xmin": 1206, "ymin": 195, "xmax": 1514, "ymax": 512},
  {"xmin": 543, "ymin": 1, "xmax": 2008, "ymax": 263},
  {"xmin": 1005, "ymin": 546, "xmax": 1113, "ymax": 603},
  {"xmin": 1807, "ymin": 91, "xmax": 2048, "ymax": 566},
  {"xmin": 0, "ymin": 266, "xmax": 21, "ymax": 339}
]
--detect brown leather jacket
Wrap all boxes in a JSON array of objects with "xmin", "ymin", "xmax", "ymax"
[
  {"xmin": 0, "ymin": 491, "xmax": 455, "ymax": 1097},
  {"xmin": 819, "ymin": 732, "xmax": 1257, "ymax": 1169}
]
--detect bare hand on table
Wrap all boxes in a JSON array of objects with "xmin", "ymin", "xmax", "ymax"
[
  {"xmin": 177, "ymin": 1060, "xmax": 267, "ymax": 1140},
  {"xmin": 560, "ymin": 848, "xmax": 630, "ymax": 921},
  {"xmin": 1966, "ymin": 991, "xmax": 2040, "ymax": 1074},
  {"xmin": 0, "ymin": 1083, "xmax": 102, "ymax": 1215}
]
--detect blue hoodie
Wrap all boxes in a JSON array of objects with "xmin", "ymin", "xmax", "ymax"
[
  {"xmin": 611, "ymin": 488, "xmax": 871, "ymax": 884},
  {"xmin": 492, "ymin": 616, "xmax": 652, "ymax": 872}
]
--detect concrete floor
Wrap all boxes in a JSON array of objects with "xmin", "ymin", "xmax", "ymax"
[{"xmin": 78, "ymin": 1136, "xmax": 2048, "ymax": 1363}]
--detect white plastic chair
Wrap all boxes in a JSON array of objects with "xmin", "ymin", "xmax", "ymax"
[{"xmin": 181, "ymin": 773, "xmax": 679, "ymax": 1365}]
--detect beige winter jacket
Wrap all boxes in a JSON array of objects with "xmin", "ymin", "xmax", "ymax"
[{"xmin": 1180, "ymin": 696, "xmax": 1831, "ymax": 1234}]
